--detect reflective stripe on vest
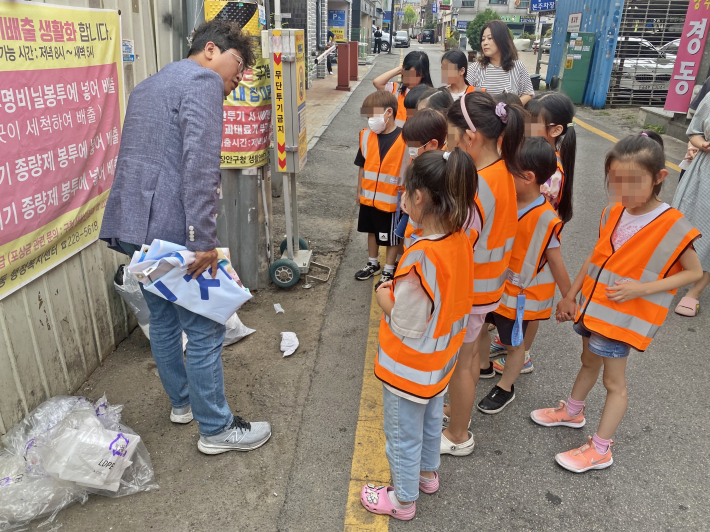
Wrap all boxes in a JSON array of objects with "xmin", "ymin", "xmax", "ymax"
[
  {"xmin": 360, "ymin": 128, "xmax": 408, "ymax": 212},
  {"xmin": 375, "ymin": 232, "xmax": 475, "ymax": 398},
  {"xmin": 496, "ymin": 204, "xmax": 562, "ymax": 321},
  {"xmin": 576, "ymin": 206, "xmax": 700, "ymax": 351},
  {"xmin": 472, "ymin": 160, "xmax": 518, "ymax": 305},
  {"xmin": 391, "ymin": 82, "xmax": 408, "ymax": 127}
]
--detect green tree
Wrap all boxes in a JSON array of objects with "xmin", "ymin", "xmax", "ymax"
[
  {"xmin": 545, "ymin": 28, "xmax": 553, "ymax": 37},
  {"xmin": 404, "ymin": 5, "xmax": 418, "ymax": 26},
  {"xmin": 466, "ymin": 9, "xmax": 501, "ymax": 52}
]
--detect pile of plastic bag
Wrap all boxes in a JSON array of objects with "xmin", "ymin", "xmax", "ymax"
[{"xmin": 0, "ymin": 395, "xmax": 157, "ymax": 530}]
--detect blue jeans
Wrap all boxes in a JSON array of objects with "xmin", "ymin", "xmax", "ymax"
[
  {"xmin": 120, "ymin": 242, "xmax": 233, "ymax": 436},
  {"xmin": 573, "ymin": 321, "xmax": 631, "ymax": 358},
  {"xmin": 382, "ymin": 385, "xmax": 442, "ymax": 502}
]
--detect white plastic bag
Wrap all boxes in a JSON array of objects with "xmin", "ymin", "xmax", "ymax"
[
  {"xmin": 114, "ymin": 264, "xmax": 150, "ymax": 338},
  {"xmin": 0, "ymin": 395, "xmax": 157, "ymax": 530},
  {"xmin": 280, "ymin": 332, "xmax": 299, "ymax": 357},
  {"xmin": 223, "ymin": 313, "xmax": 256, "ymax": 346},
  {"xmin": 127, "ymin": 240, "xmax": 252, "ymax": 325}
]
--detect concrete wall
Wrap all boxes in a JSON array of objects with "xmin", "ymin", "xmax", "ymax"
[{"xmin": 0, "ymin": 0, "xmax": 186, "ymax": 436}]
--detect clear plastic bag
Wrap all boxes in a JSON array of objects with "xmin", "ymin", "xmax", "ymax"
[
  {"xmin": 0, "ymin": 395, "xmax": 157, "ymax": 530},
  {"xmin": 114, "ymin": 264, "xmax": 151, "ymax": 338}
]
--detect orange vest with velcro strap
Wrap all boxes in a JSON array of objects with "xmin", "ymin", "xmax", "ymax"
[
  {"xmin": 496, "ymin": 200, "xmax": 562, "ymax": 321},
  {"xmin": 391, "ymin": 82, "xmax": 408, "ymax": 127},
  {"xmin": 464, "ymin": 85, "xmax": 486, "ymax": 94},
  {"xmin": 472, "ymin": 159, "xmax": 518, "ymax": 306},
  {"xmin": 575, "ymin": 205, "xmax": 700, "ymax": 351},
  {"xmin": 359, "ymin": 127, "xmax": 408, "ymax": 213},
  {"xmin": 375, "ymin": 231, "xmax": 475, "ymax": 399}
]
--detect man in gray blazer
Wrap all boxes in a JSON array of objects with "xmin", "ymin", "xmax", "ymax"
[{"xmin": 100, "ymin": 20, "xmax": 271, "ymax": 454}]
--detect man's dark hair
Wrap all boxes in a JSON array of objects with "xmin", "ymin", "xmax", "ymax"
[{"xmin": 188, "ymin": 20, "xmax": 256, "ymax": 69}]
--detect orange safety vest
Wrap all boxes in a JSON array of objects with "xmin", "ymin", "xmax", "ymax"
[
  {"xmin": 391, "ymin": 82, "xmax": 408, "ymax": 127},
  {"xmin": 553, "ymin": 151, "xmax": 565, "ymax": 211},
  {"xmin": 404, "ymin": 209, "xmax": 479, "ymax": 250},
  {"xmin": 464, "ymin": 85, "xmax": 486, "ymax": 94},
  {"xmin": 359, "ymin": 127, "xmax": 409, "ymax": 213},
  {"xmin": 472, "ymin": 159, "xmax": 518, "ymax": 306},
  {"xmin": 496, "ymin": 200, "xmax": 562, "ymax": 321},
  {"xmin": 575, "ymin": 206, "xmax": 700, "ymax": 351},
  {"xmin": 376, "ymin": 232, "xmax": 475, "ymax": 398}
]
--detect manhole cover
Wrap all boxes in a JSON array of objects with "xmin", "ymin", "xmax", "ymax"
[{"xmin": 325, "ymin": 145, "xmax": 351, "ymax": 151}]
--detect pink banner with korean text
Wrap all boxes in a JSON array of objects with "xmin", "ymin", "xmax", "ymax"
[
  {"xmin": 0, "ymin": 1, "xmax": 124, "ymax": 299},
  {"xmin": 664, "ymin": 0, "xmax": 710, "ymax": 113}
]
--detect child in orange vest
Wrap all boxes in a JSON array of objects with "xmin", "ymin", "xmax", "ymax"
[
  {"xmin": 360, "ymin": 149, "xmax": 476, "ymax": 521},
  {"xmin": 440, "ymin": 91, "xmax": 524, "ymax": 455},
  {"xmin": 489, "ymin": 92, "xmax": 579, "ymax": 368},
  {"xmin": 373, "ymin": 51, "xmax": 433, "ymax": 126},
  {"xmin": 532, "ymin": 133, "xmax": 703, "ymax": 473},
  {"xmin": 477, "ymin": 138, "xmax": 572, "ymax": 414},
  {"xmin": 354, "ymin": 90, "xmax": 409, "ymax": 289}
]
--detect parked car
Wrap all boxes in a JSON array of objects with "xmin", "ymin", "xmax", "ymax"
[
  {"xmin": 420, "ymin": 29, "xmax": 435, "ymax": 44},
  {"xmin": 542, "ymin": 37, "xmax": 552, "ymax": 53},
  {"xmin": 611, "ymin": 37, "xmax": 674, "ymax": 101},
  {"xmin": 376, "ymin": 32, "xmax": 391, "ymax": 52},
  {"xmin": 395, "ymin": 30, "xmax": 410, "ymax": 48},
  {"xmin": 659, "ymin": 38, "xmax": 679, "ymax": 61}
]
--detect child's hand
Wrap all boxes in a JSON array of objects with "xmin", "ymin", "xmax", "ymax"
[
  {"xmin": 376, "ymin": 280, "xmax": 393, "ymax": 292},
  {"xmin": 556, "ymin": 297, "xmax": 577, "ymax": 323},
  {"xmin": 605, "ymin": 280, "xmax": 646, "ymax": 303}
]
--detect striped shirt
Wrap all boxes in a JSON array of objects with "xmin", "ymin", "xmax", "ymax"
[{"xmin": 465, "ymin": 60, "xmax": 535, "ymax": 97}]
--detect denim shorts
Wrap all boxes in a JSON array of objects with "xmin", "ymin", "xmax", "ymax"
[{"xmin": 573, "ymin": 321, "xmax": 631, "ymax": 358}]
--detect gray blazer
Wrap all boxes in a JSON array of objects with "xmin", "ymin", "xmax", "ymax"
[{"xmin": 100, "ymin": 58, "xmax": 224, "ymax": 253}]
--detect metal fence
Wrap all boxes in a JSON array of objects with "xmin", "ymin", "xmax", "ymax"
[{"xmin": 606, "ymin": 0, "xmax": 686, "ymax": 106}]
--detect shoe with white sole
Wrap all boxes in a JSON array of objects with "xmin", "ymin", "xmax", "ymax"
[
  {"xmin": 492, "ymin": 351, "xmax": 534, "ymax": 374},
  {"xmin": 170, "ymin": 405, "xmax": 193, "ymax": 424},
  {"xmin": 440, "ymin": 430, "xmax": 475, "ymax": 456},
  {"xmin": 442, "ymin": 410, "xmax": 471, "ymax": 429},
  {"xmin": 198, "ymin": 416, "xmax": 272, "ymax": 454},
  {"xmin": 489, "ymin": 334, "xmax": 507, "ymax": 357}
]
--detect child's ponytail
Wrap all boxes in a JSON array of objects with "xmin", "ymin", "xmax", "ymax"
[
  {"xmin": 526, "ymin": 93, "xmax": 577, "ymax": 223},
  {"xmin": 447, "ymin": 91, "xmax": 525, "ymax": 178},
  {"xmin": 444, "ymin": 148, "xmax": 477, "ymax": 232},
  {"xmin": 404, "ymin": 148, "xmax": 477, "ymax": 233}
]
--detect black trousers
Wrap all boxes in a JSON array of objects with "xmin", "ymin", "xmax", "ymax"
[
  {"xmin": 374, "ymin": 39, "xmax": 381, "ymax": 53},
  {"xmin": 327, "ymin": 53, "xmax": 332, "ymax": 74}
]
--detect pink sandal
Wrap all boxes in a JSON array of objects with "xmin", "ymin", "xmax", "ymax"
[
  {"xmin": 419, "ymin": 471, "xmax": 439, "ymax": 494},
  {"xmin": 675, "ymin": 296, "xmax": 700, "ymax": 317},
  {"xmin": 360, "ymin": 484, "xmax": 416, "ymax": 521}
]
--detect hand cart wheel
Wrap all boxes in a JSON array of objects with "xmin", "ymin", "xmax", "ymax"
[{"xmin": 269, "ymin": 258, "xmax": 301, "ymax": 288}]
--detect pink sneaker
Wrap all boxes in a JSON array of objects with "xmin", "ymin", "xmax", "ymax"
[
  {"xmin": 419, "ymin": 471, "xmax": 439, "ymax": 494},
  {"xmin": 360, "ymin": 484, "xmax": 416, "ymax": 521}
]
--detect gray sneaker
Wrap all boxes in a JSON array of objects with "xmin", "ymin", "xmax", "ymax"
[
  {"xmin": 197, "ymin": 416, "xmax": 272, "ymax": 454},
  {"xmin": 170, "ymin": 405, "xmax": 193, "ymax": 424}
]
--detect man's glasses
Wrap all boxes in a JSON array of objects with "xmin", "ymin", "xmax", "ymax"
[{"xmin": 217, "ymin": 46, "xmax": 244, "ymax": 74}]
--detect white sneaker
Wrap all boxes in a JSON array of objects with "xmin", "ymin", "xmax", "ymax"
[
  {"xmin": 170, "ymin": 405, "xmax": 193, "ymax": 424},
  {"xmin": 440, "ymin": 431, "xmax": 475, "ymax": 456},
  {"xmin": 198, "ymin": 416, "xmax": 272, "ymax": 454}
]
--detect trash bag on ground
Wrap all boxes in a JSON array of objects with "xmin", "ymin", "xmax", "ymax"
[
  {"xmin": 0, "ymin": 395, "xmax": 157, "ymax": 530},
  {"xmin": 114, "ymin": 265, "xmax": 255, "ymax": 347}
]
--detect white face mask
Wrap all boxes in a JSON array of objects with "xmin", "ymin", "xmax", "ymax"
[
  {"xmin": 368, "ymin": 113, "xmax": 388, "ymax": 134},
  {"xmin": 408, "ymin": 147, "xmax": 420, "ymax": 159}
]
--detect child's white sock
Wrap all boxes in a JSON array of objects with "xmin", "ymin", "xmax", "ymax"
[
  {"xmin": 419, "ymin": 474, "xmax": 436, "ymax": 483},
  {"xmin": 384, "ymin": 264, "xmax": 395, "ymax": 275},
  {"xmin": 388, "ymin": 489, "xmax": 413, "ymax": 508},
  {"xmin": 368, "ymin": 257, "xmax": 379, "ymax": 266}
]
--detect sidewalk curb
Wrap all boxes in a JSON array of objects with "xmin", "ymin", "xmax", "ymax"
[{"xmin": 306, "ymin": 60, "xmax": 378, "ymax": 152}]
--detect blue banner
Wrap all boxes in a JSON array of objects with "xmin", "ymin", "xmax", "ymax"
[
  {"xmin": 457, "ymin": 21, "xmax": 469, "ymax": 30},
  {"xmin": 432, "ymin": 2, "xmax": 438, "ymax": 13},
  {"xmin": 530, "ymin": 0, "xmax": 555, "ymax": 12}
]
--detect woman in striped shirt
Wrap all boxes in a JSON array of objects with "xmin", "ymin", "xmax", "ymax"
[{"xmin": 465, "ymin": 20, "xmax": 535, "ymax": 105}]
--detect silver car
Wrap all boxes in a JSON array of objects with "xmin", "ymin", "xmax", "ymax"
[
  {"xmin": 395, "ymin": 30, "xmax": 410, "ymax": 48},
  {"xmin": 610, "ymin": 37, "xmax": 674, "ymax": 101}
]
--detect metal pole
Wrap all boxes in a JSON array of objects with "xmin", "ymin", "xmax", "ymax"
[
  {"xmin": 290, "ymin": 173, "xmax": 299, "ymax": 252},
  {"xmin": 282, "ymin": 174, "xmax": 294, "ymax": 260},
  {"xmin": 274, "ymin": 0, "xmax": 282, "ymax": 30}
]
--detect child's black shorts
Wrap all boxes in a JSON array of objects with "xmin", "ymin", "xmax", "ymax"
[
  {"xmin": 485, "ymin": 312, "xmax": 530, "ymax": 347},
  {"xmin": 357, "ymin": 204, "xmax": 401, "ymax": 246}
]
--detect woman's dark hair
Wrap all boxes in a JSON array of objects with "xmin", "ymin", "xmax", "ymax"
[
  {"xmin": 478, "ymin": 20, "xmax": 518, "ymax": 72},
  {"xmin": 495, "ymin": 92, "xmax": 523, "ymax": 108},
  {"xmin": 604, "ymin": 133, "xmax": 667, "ymax": 199},
  {"xmin": 188, "ymin": 20, "xmax": 256, "ymax": 69},
  {"xmin": 418, "ymin": 87, "xmax": 454, "ymax": 113},
  {"xmin": 404, "ymin": 85, "xmax": 435, "ymax": 110},
  {"xmin": 402, "ymin": 109, "xmax": 448, "ymax": 146},
  {"xmin": 520, "ymin": 137, "xmax": 558, "ymax": 186},
  {"xmin": 401, "ymin": 51, "xmax": 433, "ymax": 94},
  {"xmin": 525, "ymin": 93, "xmax": 576, "ymax": 223},
  {"xmin": 447, "ymin": 90, "xmax": 525, "ymax": 178},
  {"xmin": 441, "ymin": 49, "xmax": 469, "ymax": 85},
  {"xmin": 404, "ymin": 148, "xmax": 477, "ymax": 233}
]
